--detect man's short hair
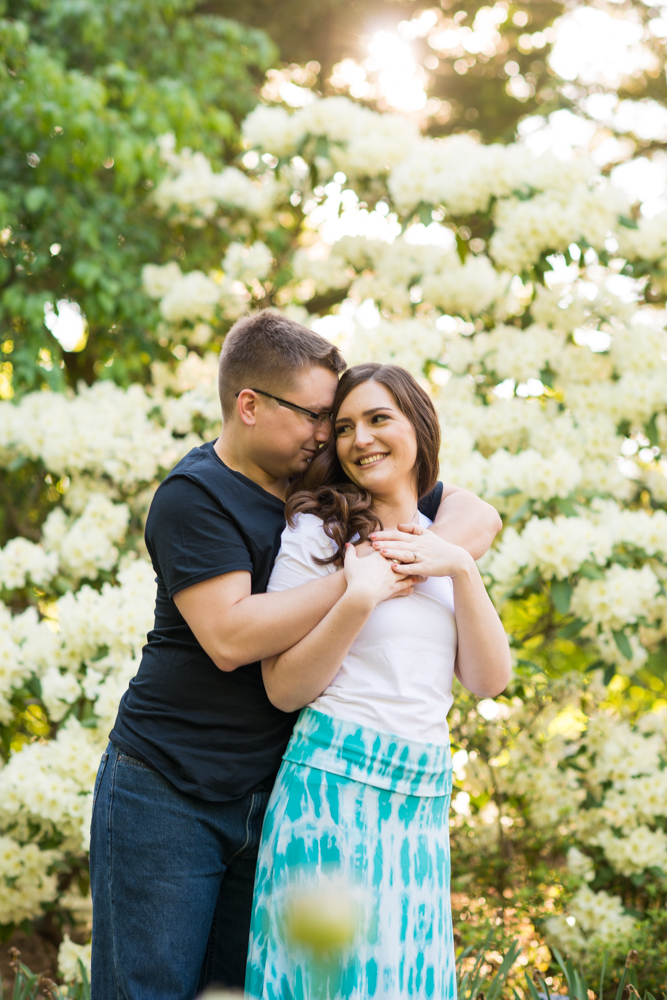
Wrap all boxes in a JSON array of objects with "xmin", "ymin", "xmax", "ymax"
[{"xmin": 218, "ymin": 310, "xmax": 347, "ymax": 418}]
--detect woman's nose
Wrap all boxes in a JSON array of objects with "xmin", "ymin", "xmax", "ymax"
[{"xmin": 354, "ymin": 423, "xmax": 374, "ymax": 447}]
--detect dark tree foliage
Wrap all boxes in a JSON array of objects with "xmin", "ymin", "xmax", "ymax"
[
  {"xmin": 0, "ymin": 0, "xmax": 276, "ymax": 394},
  {"xmin": 207, "ymin": 0, "xmax": 667, "ymax": 152},
  {"xmin": 204, "ymin": 0, "xmax": 566, "ymax": 142}
]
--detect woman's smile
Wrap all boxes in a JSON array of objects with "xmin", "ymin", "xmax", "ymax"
[{"xmin": 356, "ymin": 452, "xmax": 389, "ymax": 467}]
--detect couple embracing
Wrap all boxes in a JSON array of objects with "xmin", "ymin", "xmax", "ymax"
[{"xmin": 89, "ymin": 310, "xmax": 510, "ymax": 1000}]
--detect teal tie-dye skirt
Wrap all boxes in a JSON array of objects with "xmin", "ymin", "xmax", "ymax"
[{"xmin": 246, "ymin": 708, "xmax": 455, "ymax": 1000}]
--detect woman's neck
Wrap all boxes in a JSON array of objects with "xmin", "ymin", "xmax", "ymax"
[{"xmin": 371, "ymin": 484, "xmax": 420, "ymax": 530}]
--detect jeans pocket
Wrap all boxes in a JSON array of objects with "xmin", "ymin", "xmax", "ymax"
[
  {"xmin": 117, "ymin": 751, "xmax": 155, "ymax": 771},
  {"xmin": 92, "ymin": 752, "xmax": 108, "ymax": 810}
]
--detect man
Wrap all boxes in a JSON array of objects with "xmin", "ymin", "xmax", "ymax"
[{"xmin": 90, "ymin": 310, "xmax": 501, "ymax": 1000}]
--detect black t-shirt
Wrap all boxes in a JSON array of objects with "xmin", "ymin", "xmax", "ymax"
[{"xmin": 110, "ymin": 440, "xmax": 444, "ymax": 802}]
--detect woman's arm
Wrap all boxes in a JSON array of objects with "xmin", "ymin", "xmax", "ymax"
[
  {"xmin": 262, "ymin": 545, "xmax": 417, "ymax": 713},
  {"xmin": 376, "ymin": 526, "xmax": 511, "ymax": 698},
  {"xmin": 448, "ymin": 554, "xmax": 511, "ymax": 697}
]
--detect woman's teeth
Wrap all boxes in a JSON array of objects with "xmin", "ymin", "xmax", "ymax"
[{"xmin": 358, "ymin": 453, "xmax": 387, "ymax": 466}]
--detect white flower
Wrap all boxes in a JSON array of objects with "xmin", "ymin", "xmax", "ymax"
[
  {"xmin": 223, "ymin": 241, "xmax": 273, "ymax": 284},
  {"xmin": 160, "ymin": 270, "xmax": 222, "ymax": 323},
  {"xmin": 242, "ymin": 104, "xmax": 306, "ymax": 156},
  {"xmin": 0, "ymin": 538, "xmax": 58, "ymax": 591},
  {"xmin": 571, "ymin": 564, "xmax": 660, "ymax": 629},
  {"xmin": 567, "ymin": 847, "xmax": 595, "ymax": 883},
  {"xmin": 58, "ymin": 934, "xmax": 92, "ymax": 983},
  {"xmin": 595, "ymin": 825, "xmax": 667, "ymax": 876}
]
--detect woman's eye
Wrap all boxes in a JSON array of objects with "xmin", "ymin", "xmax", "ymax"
[{"xmin": 335, "ymin": 424, "xmax": 351, "ymax": 435}]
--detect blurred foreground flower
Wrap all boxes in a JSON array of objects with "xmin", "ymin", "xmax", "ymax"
[{"xmin": 284, "ymin": 886, "xmax": 361, "ymax": 954}]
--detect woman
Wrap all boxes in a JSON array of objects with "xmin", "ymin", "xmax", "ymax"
[{"xmin": 246, "ymin": 363, "xmax": 510, "ymax": 1000}]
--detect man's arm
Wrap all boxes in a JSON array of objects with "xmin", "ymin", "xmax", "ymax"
[
  {"xmin": 429, "ymin": 484, "xmax": 502, "ymax": 560},
  {"xmin": 174, "ymin": 570, "xmax": 346, "ymax": 673}
]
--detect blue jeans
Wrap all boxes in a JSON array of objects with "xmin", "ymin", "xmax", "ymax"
[{"xmin": 90, "ymin": 742, "xmax": 270, "ymax": 1000}]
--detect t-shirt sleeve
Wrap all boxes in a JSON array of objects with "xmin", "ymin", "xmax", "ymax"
[
  {"xmin": 418, "ymin": 481, "xmax": 444, "ymax": 522},
  {"xmin": 267, "ymin": 513, "xmax": 336, "ymax": 593},
  {"xmin": 146, "ymin": 475, "xmax": 253, "ymax": 599}
]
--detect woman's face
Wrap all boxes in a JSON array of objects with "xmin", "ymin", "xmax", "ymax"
[{"xmin": 334, "ymin": 380, "xmax": 418, "ymax": 497}]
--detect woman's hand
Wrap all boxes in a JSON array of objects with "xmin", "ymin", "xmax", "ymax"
[
  {"xmin": 343, "ymin": 543, "xmax": 418, "ymax": 606},
  {"xmin": 370, "ymin": 521, "xmax": 472, "ymax": 578}
]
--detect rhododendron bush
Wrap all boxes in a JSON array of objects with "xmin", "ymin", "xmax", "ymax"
[{"xmin": 1, "ymin": 96, "xmax": 666, "ymax": 979}]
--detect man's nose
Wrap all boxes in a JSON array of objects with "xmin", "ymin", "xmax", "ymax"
[{"xmin": 313, "ymin": 421, "xmax": 332, "ymax": 445}]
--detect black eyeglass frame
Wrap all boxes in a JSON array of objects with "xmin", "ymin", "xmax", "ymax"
[{"xmin": 235, "ymin": 388, "xmax": 332, "ymax": 424}]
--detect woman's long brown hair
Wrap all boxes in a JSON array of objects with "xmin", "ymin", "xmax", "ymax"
[{"xmin": 285, "ymin": 363, "xmax": 441, "ymax": 564}]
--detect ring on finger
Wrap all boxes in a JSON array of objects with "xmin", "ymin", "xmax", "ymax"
[
  {"xmin": 413, "ymin": 550, "xmax": 419, "ymax": 563},
  {"xmin": 392, "ymin": 558, "xmax": 400, "ymax": 565}
]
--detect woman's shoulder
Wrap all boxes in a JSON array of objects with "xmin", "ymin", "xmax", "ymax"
[
  {"xmin": 282, "ymin": 512, "xmax": 333, "ymax": 551},
  {"xmin": 274, "ymin": 512, "xmax": 335, "ymax": 576},
  {"xmin": 285, "ymin": 511, "xmax": 327, "ymax": 535}
]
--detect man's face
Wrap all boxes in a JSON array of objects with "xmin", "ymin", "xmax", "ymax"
[{"xmin": 251, "ymin": 366, "xmax": 339, "ymax": 479}]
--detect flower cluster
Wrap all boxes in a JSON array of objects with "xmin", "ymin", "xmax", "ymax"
[
  {"xmin": 449, "ymin": 684, "xmax": 667, "ymax": 957},
  {"xmin": 58, "ymin": 933, "xmax": 92, "ymax": 984},
  {"xmin": 0, "ymin": 836, "xmax": 57, "ymax": 925}
]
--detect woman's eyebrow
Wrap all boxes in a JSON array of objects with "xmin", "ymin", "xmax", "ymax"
[{"xmin": 335, "ymin": 406, "xmax": 394, "ymax": 424}]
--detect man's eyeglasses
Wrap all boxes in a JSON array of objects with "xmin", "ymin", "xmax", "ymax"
[{"xmin": 236, "ymin": 388, "xmax": 332, "ymax": 427}]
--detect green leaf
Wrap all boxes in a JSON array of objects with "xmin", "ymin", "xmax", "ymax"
[
  {"xmin": 418, "ymin": 203, "xmax": 433, "ymax": 226},
  {"xmin": 619, "ymin": 215, "xmax": 639, "ymax": 229},
  {"xmin": 598, "ymin": 950, "xmax": 608, "ymax": 1000},
  {"xmin": 517, "ymin": 658, "xmax": 541, "ymax": 673},
  {"xmin": 612, "ymin": 629, "xmax": 633, "ymax": 660},
  {"xmin": 551, "ymin": 579, "xmax": 572, "ymax": 615},
  {"xmin": 486, "ymin": 941, "xmax": 521, "ymax": 1000},
  {"xmin": 579, "ymin": 562, "xmax": 605, "ymax": 580},
  {"xmin": 557, "ymin": 617, "xmax": 585, "ymax": 639},
  {"xmin": 555, "ymin": 497, "xmax": 578, "ymax": 517},
  {"xmin": 644, "ymin": 414, "xmax": 659, "ymax": 448},
  {"xmin": 603, "ymin": 664, "xmax": 616, "ymax": 686},
  {"xmin": 509, "ymin": 499, "xmax": 534, "ymax": 524},
  {"xmin": 613, "ymin": 963, "xmax": 629, "ymax": 1000},
  {"xmin": 524, "ymin": 974, "xmax": 542, "ymax": 1000},
  {"xmin": 24, "ymin": 186, "xmax": 50, "ymax": 213}
]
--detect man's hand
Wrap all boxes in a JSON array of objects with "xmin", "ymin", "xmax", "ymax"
[{"xmin": 344, "ymin": 543, "xmax": 419, "ymax": 604}]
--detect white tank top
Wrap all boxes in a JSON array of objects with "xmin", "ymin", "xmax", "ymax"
[{"xmin": 267, "ymin": 512, "xmax": 457, "ymax": 746}]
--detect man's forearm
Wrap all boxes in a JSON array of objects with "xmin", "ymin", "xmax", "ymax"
[
  {"xmin": 192, "ymin": 571, "xmax": 348, "ymax": 672},
  {"xmin": 431, "ymin": 486, "xmax": 502, "ymax": 560}
]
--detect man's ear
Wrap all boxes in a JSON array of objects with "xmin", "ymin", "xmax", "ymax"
[{"xmin": 236, "ymin": 389, "xmax": 258, "ymax": 427}]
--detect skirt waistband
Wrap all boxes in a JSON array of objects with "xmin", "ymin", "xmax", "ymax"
[{"xmin": 282, "ymin": 707, "xmax": 452, "ymax": 797}]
